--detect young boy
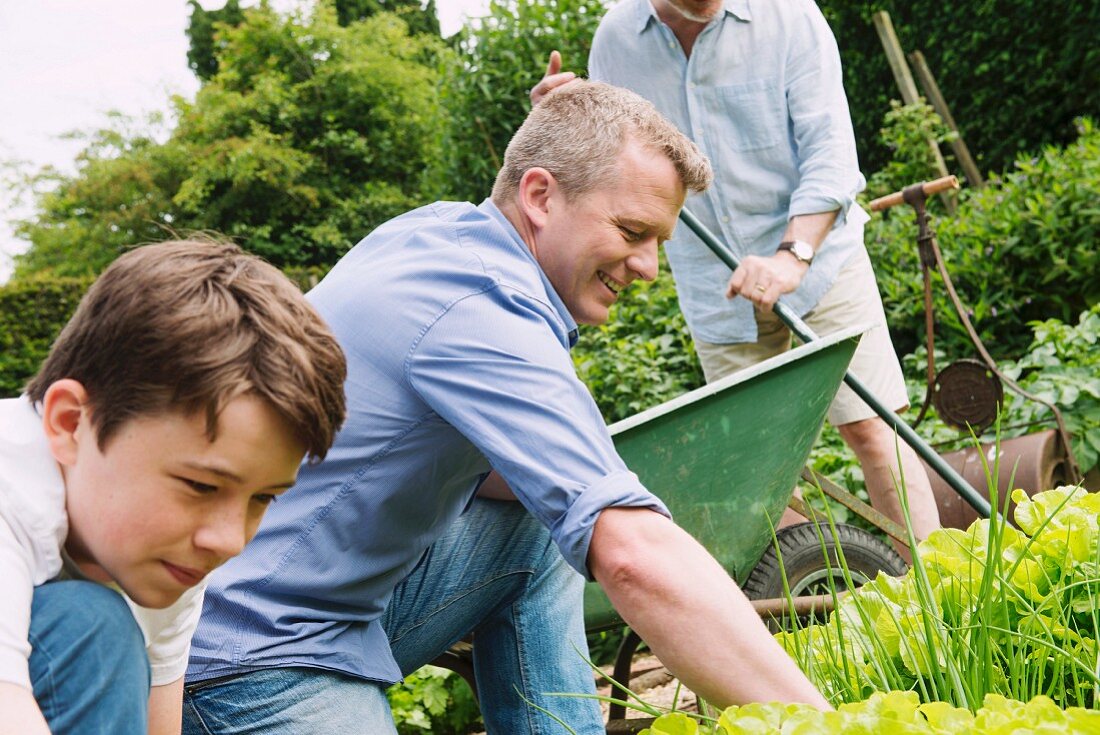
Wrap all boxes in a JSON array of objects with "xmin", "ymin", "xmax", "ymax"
[{"xmin": 0, "ymin": 240, "xmax": 347, "ymax": 734}]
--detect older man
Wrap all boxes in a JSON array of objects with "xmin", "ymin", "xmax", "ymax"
[
  {"xmin": 182, "ymin": 81, "xmax": 828, "ymax": 735},
  {"xmin": 534, "ymin": 0, "xmax": 941, "ymax": 557}
]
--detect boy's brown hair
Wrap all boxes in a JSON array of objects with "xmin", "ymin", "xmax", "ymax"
[{"xmin": 25, "ymin": 240, "xmax": 347, "ymax": 460}]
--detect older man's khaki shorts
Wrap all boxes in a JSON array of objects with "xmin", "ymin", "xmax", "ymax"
[{"xmin": 694, "ymin": 248, "xmax": 908, "ymax": 426}]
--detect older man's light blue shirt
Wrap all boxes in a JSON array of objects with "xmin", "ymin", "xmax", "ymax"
[
  {"xmin": 590, "ymin": 0, "xmax": 870, "ymax": 343},
  {"xmin": 186, "ymin": 200, "xmax": 669, "ymax": 686}
]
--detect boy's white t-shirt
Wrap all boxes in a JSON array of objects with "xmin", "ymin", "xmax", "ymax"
[{"xmin": 0, "ymin": 396, "xmax": 205, "ymax": 690}]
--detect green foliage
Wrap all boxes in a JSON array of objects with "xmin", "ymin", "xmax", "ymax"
[
  {"xmin": 14, "ymin": 4, "xmax": 444, "ymax": 277},
  {"xmin": 863, "ymin": 99, "xmax": 957, "ymax": 203},
  {"xmin": 334, "ymin": 0, "xmax": 440, "ymax": 35},
  {"xmin": 0, "ymin": 266, "xmax": 333, "ymax": 400},
  {"xmin": 186, "ymin": 0, "xmax": 246, "ymax": 81},
  {"xmin": 778, "ymin": 486, "xmax": 1100, "ymax": 710},
  {"xmin": 999, "ymin": 304, "xmax": 1100, "ymax": 475},
  {"xmin": 432, "ymin": 0, "xmax": 607, "ymax": 202},
  {"xmin": 817, "ymin": 0, "xmax": 1100, "ymax": 175},
  {"xmin": 573, "ymin": 260, "xmax": 703, "ymax": 425},
  {"xmin": 385, "ymin": 665, "xmax": 481, "ymax": 734},
  {"xmin": 866, "ymin": 118, "xmax": 1100, "ymax": 360},
  {"xmin": 0, "ymin": 275, "xmax": 91, "ymax": 397},
  {"xmin": 639, "ymin": 690, "xmax": 1100, "ymax": 734}
]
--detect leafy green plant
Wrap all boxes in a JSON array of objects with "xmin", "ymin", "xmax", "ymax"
[
  {"xmin": 999, "ymin": 304, "xmax": 1100, "ymax": 475},
  {"xmin": 638, "ymin": 690, "xmax": 1100, "ymax": 734},
  {"xmin": 778, "ymin": 485, "xmax": 1100, "ymax": 710},
  {"xmin": 864, "ymin": 99, "xmax": 957, "ymax": 203},
  {"xmin": 385, "ymin": 665, "xmax": 481, "ymax": 734}
]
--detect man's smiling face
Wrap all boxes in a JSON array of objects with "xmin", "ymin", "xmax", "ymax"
[{"xmin": 534, "ymin": 139, "xmax": 685, "ymax": 325}]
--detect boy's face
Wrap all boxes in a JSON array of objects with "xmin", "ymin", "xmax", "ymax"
[{"xmin": 51, "ymin": 387, "xmax": 305, "ymax": 609}]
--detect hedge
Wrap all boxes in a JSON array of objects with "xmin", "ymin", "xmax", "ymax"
[
  {"xmin": 0, "ymin": 265, "xmax": 331, "ymax": 399},
  {"xmin": 0, "ymin": 276, "xmax": 92, "ymax": 398},
  {"xmin": 818, "ymin": 0, "xmax": 1100, "ymax": 175}
]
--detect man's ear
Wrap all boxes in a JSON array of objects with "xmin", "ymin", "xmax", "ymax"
[
  {"xmin": 41, "ymin": 380, "xmax": 91, "ymax": 466},
  {"xmin": 516, "ymin": 167, "xmax": 557, "ymax": 230}
]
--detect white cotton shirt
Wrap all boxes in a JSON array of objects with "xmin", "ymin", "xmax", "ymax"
[{"xmin": 0, "ymin": 396, "xmax": 205, "ymax": 690}]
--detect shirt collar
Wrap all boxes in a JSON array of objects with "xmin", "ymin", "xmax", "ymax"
[
  {"xmin": 635, "ymin": 0, "xmax": 751, "ymax": 34},
  {"xmin": 478, "ymin": 199, "xmax": 580, "ymax": 346}
]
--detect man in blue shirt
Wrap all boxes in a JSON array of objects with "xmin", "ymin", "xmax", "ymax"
[
  {"xmin": 183, "ymin": 81, "xmax": 829, "ymax": 734},
  {"xmin": 533, "ymin": 0, "xmax": 940, "ymax": 556}
]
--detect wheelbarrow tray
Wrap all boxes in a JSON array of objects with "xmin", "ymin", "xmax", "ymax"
[{"xmin": 584, "ymin": 325, "xmax": 865, "ymax": 630}]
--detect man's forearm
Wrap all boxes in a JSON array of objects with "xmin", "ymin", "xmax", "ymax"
[
  {"xmin": 781, "ymin": 210, "xmax": 839, "ymax": 251},
  {"xmin": 588, "ymin": 507, "xmax": 830, "ymax": 710}
]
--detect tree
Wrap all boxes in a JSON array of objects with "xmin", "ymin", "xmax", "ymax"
[
  {"xmin": 431, "ymin": 0, "xmax": 608, "ymax": 202},
  {"xmin": 15, "ymin": 4, "xmax": 444, "ymax": 277},
  {"xmin": 187, "ymin": 0, "xmax": 247, "ymax": 81}
]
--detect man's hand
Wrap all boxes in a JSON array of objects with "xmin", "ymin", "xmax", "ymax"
[
  {"xmin": 529, "ymin": 51, "xmax": 578, "ymax": 106},
  {"xmin": 725, "ymin": 252, "xmax": 808, "ymax": 312}
]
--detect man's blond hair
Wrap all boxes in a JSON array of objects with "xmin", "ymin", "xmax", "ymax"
[{"xmin": 491, "ymin": 80, "xmax": 712, "ymax": 203}]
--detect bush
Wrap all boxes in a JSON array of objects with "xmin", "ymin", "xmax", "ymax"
[
  {"xmin": 0, "ymin": 265, "xmax": 333, "ymax": 400},
  {"xmin": 866, "ymin": 118, "xmax": 1100, "ymax": 360},
  {"xmin": 0, "ymin": 276, "xmax": 91, "ymax": 397}
]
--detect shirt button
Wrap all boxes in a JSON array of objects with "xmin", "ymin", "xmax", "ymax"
[
  {"xmin": 688, "ymin": 82, "xmax": 697, "ymax": 89},
  {"xmin": 722, "ymin": 216, "xmax": 730, "ymax": 223}
]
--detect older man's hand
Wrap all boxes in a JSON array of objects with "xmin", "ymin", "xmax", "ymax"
[
  {"xmin": 530, "ymin": 51, "xmax": 579, "ymax": 106},
  {"xmin": 725, "ymin": 253, "xmax": 809, "ymax": 312}
]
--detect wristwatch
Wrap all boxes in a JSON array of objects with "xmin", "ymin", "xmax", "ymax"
[{"xmin": 778, "ymin": 239, "xmax": 815, "ymax": 265}]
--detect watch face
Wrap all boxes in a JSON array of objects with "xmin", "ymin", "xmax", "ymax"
[
  {"xmin": 793, "ymin": 240, "xmax": 814, "ymax": 261},
  {"xmin": 782, "ymin": 240, "xmax": 813, "ymax": 262}
]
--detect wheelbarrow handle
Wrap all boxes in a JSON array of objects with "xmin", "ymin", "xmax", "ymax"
[
  {"xmin": 676, "ymin": 206, "xmax": 992, "ymax": 520},
  {"xmin": 868, "ymin": 175, "xmax": 960, "ymax": 212}
]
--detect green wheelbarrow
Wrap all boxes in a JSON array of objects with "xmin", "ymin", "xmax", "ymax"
[{"xmin": 435, "ymin": 324, "xmax": 909, "ymax": 729}]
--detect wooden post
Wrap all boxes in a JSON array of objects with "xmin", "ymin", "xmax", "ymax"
[
  {"xmin": 909, "ymin": 50, "xmax": 986, "ymax": 188},
  {"xmin": 872, "ymin": 10, "xmax": 955, "ymax": 213}
]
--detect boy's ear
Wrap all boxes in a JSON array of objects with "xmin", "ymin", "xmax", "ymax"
[{"xmin": 41, "ymin": 380, "xmax": 92, "ymax": 466}]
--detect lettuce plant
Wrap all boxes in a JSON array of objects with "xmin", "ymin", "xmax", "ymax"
[{"xmin": 777, "ymin": 486, "xmax": 1100, "ymax": 710}]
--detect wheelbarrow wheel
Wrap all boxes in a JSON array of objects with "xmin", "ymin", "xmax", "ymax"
[{"xmin": 742, "ymin": 522, "xmax": 907, "ymax": 632}]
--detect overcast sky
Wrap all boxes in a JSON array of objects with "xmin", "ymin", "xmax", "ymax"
[{"xmin": 0, "ymin": 0, "xmax": 488, "ymax": 282}]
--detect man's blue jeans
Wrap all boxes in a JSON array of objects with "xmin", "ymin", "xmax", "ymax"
[
  {"xmin": 29, "ymin": 579, "xmax": 150, "ymax": 734},
  {"xmin": 182, "ymin": 498, "xmax": 604, "ymax": 734}
]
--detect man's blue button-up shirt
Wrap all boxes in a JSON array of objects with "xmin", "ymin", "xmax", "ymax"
[
  {"xmin": 590, "ymin": 0, "xmax": 870, "ymax": 344},
  {"xmin": 186, "ymin": 200, "xmax": 670, "ymax": 685}
]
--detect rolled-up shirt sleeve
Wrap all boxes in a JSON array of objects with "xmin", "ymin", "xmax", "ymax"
[
  {"xmin": 406, "ymin": 287, "xmax": 670, "ymax": 578},
  {"xmin": 785, "ymin": 0, "xmax": 866, "ymax": 225}
]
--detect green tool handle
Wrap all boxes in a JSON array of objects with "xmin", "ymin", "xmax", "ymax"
[{"xmin": 677, "ymin": 206, "xmax": 992, "ymax": 519}]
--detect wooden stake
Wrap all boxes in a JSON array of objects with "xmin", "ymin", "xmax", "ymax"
[
  {"xmin": 909, "ymin": 50, "xmax": 986, "ymax": 188},
  {"xmin": 872, "ymin": 10, "xmax": 955, "ymax": 213}
]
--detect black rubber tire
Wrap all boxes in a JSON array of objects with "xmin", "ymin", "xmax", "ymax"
[{"xmin": 742, "ymin": 522, "xmax": 908, "ymax": 631}]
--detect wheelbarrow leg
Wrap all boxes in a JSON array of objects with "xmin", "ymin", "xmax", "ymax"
[{"xmin": 606, "ymin": 629, "xmax": 643, "ymax": 721}]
